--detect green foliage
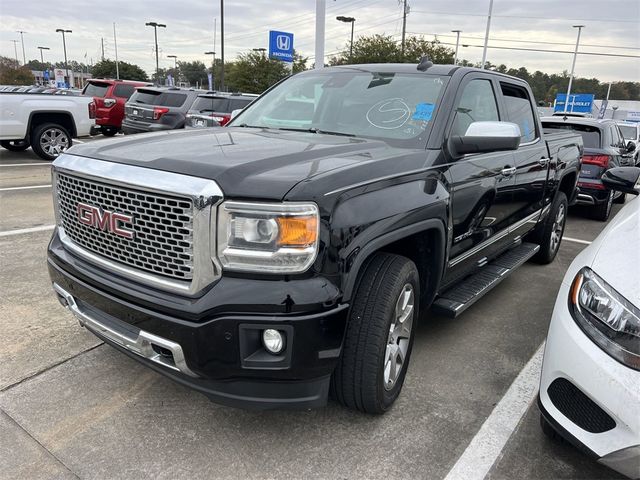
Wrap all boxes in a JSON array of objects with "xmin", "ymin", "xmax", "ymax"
[
  {"xmin": 177, "ymin": 60, "xmax": 208, "ymax": 87},
  {"xmin": 329, "ymin": 34, "xmax": 454, "ymax": 65},
  {"xmin": 91, "ymin": 60, "xmax": 149, "ymax": 81},
  {"xmin": 0, "ymin": 56, "xmax": 35, "ymax": 84},
  {"xmin": 225, "ymin": 50, "xmax": 289, "ymax": 94}
]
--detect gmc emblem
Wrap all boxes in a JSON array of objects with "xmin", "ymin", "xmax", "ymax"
[{"xmin": 77, "ymin": 203, "xmax": 135, "ymax": 239}]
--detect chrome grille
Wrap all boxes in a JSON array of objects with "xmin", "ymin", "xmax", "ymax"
[{"xmin": 56, "ymin": 172, "xmax": 194, "ymax": 280}]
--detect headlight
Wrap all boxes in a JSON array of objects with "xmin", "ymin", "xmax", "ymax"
[
  {"xmin": 217, "ymin": 201, "xmax": 319, "ymax": 273},
  {"xmin": 569, "ymin": 267, "xmax": 640, "ymax": 370}
]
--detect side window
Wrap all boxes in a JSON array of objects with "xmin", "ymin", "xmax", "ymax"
[
  {"xmin": 451, "ymin": 79, "xmax": 499, "ymax": 137},
  {"xmin": 113, "ymin": 84, "xmax": 136, "ymax": 99},
  {"xmin": 500, "ymin": 83, "xmax": 537, "ymax": 143},
  {"xmin": 612, "ymin": 126, "xmax": 624, "ymax": 147}
]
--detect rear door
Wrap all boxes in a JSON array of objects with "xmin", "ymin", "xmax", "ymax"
[
  {"xmin": 445, "ymin": 74, "xmax": 519, "ymax": 281},
  {"xmin": 499, "ymin": 81, "xmax": 548, "ymax": 233}
]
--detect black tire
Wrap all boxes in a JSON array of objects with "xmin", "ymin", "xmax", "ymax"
[
  {"xmin": 613, "ymin": 192, "xmax": 626, "ymax": 205},
  {"xmin": 0, "ymin": 140, "xmax": 30, "ymax": 152},
  {"xmin": 540, "ymin": 414, "xmax": 565, "ymax": 443},
  {"xmin": 332, "ymin": 252, "xmax": 420, "ymax": 414},
  {"xmin": 591, "ymin": 190, "xmax": 613, "ymax": 222},
  {"xmin": 530, "ymin": 192, "xmax": 568, "ymax": 264},
  {"xmin": 30, "ymin": 123, "xmax": 72, "ymax": 161},
  {"xmin": 102, "ymin": 127, "xmax": 118, "ymax": 137}
]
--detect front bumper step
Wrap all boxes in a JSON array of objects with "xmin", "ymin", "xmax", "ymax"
[
  {"xmin": 53, "ymin": 282, "xmax": 198, "ymax": 377},
  {"xmin": 432, "ymin": 242, "xmax": 540, "ymax": 318}
]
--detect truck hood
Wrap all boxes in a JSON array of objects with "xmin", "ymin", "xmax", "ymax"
[{"xmin": 67, "ymin": 127, "xmax": 415, "ymax": 200}]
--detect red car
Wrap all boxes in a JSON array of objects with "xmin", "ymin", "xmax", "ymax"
[{"xmin": 83, "ymin": 79, "xmax": 152, "ymax": 136}]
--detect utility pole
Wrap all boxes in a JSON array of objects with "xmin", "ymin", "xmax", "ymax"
[
  {"xmin": 113, "ymin": 23, "xmax": 120, "ymax": 79},
  {"xmin": 315, "ymin": 0, "xmax": 325, "ymax": 69},
  {"xmin": 220, "ymin": 0, "xmax": 225, "ymax": 91},
  {"xmin": 17, "ymin": 31, "xmax": 26, "ymax": 65},
  {"xmin": 11, "ymin": 40, "xmax": 19, "ymax": 66},
  {"xmin": 101, "ymin": 38, "xmax": 105, "ymax": 61},
  {"xmin": 145, "ymin": 22, "xmax": 167, "ymax": 83},
  {"xmin": 400, "ymin": 0, "xmax": 408, "ymax": 60},
  {"xmin": 564, "ymin": 25, "xmax": 585, "ymax": 113},
  {"xmin": 451, "ymin": 30, "xmax": 462, "ymax": 65},
  {"xmin": 481, "ymin": 0, "xmax": 494, "ymax": 69},
  {"xmin": 56, "ymin": 29, "xmax": 72, "ymax": 85}
]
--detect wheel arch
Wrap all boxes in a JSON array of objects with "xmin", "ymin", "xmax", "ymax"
[{"xmin": 28, "ymin": 111, "xmax": 77, "ymax": 138}]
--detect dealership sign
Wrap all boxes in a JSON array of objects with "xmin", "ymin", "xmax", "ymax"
[
  {"xmin": 554, "ymin": 93, "xmax": 595, "ymax": 114},
  {"xmin": 269, "ymin": 30, "xmax": 294, "ymax": 62}
]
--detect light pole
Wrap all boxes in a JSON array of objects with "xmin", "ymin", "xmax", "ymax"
[
  {"xmin": 481, "ymin": 0, "xmax": 494, "ymax": 69},
  {"xmin": 145, "ymin": 21, "xmax": 166, "ymax": 82},
  {"xmin": 205, "ymin": 51, "xmax": 216, "ymax": 90},
  {"xmin": 17, "ymin": 31, "xmax": 26, "ymax": 65},
  {"xmin": 564, "ymin": 25, "xmax": 585, "ymax": 113},
  {"xmin": 252, "ymin": 47, "xmax": 266, "ymax": 57},
  {"xmin": 336, "ymin": 16, "xmax": 355, "ymax": 62},
  {"xmin": 220, "ymin": 0, "xmax": 225, "ymax": 91},
  {"xmin": 55, "ymin": 29, "xmax": 72, "ymax": 85},
  {"xmin": 451, "ymin": 30, "xmax": 462, "ymax": 65},
  {"xmin": 37, "ymin": 46, "xmax": 50, "ymax": 64},
  {"xmin": 10, "ymin": 40, "xmax": 19, "ymax": 67},
  {"xmin": 315, "ymin": 0, "xmax": 325, "ymax": 69}
]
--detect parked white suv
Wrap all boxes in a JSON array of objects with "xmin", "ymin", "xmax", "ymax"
[
  {"xmin": 0, "ymin": 92, "xmax": 95, "ymax": 160},
  {"xmin": 539, "ymin": 166, "xmax": 640, "ymax": 479}
]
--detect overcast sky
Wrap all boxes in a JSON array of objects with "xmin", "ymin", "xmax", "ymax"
[{"xmin": 1, "ymin": 0, "xmax": 639, "ymax": 82}]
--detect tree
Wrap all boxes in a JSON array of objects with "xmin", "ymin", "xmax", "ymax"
[
  {"xmin": 225, "ymin": 51, "xmax": 289, "ymax": 93},
  {"xmin": 403, "ymin": 37, "xmax": 454, "ymax": 64},
  {"xmin": 0, "ymin": 55, "xmax": 34, "ymax": 84},
  {"xmin": 151, "ymin": 68, "xmax": 168, "ymax": 85},
  {"xmin": 293, "ymin": 50, "xmax": 308, "ymax": 74},
  {"xmin": 91, "ymin": 60, "xmax": 148, "ymax": 81},
  {"xmin": 177, "ymin": 60, "xmax": 208, "ymax": 87}
]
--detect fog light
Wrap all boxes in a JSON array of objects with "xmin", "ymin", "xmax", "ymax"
[{"xmin": 262, "ymin": 329, "xmax": 284, "ymax": 354}]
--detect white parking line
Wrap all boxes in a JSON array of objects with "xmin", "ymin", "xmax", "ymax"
[
  {"xmin": 0, "ymin": 163, "xmax": 51, "ymax": 167},
  {"xmin": 443, "ymin": 342, "xmax": 545, "ymax": 480},
  {"xmin": 563, "ymin": 236, "xmax": 592, "ymax": 246},
  {"xmin": 0, "ymin": 225, "xmax": 55, "ymax": 237},
  {"xmin": 0, "ymin": 184, "xmax": 52, "ymax": 191}
]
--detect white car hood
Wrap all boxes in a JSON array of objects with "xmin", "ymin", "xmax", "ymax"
[{"xmin": 588, "ymin": 196, "xmax": 640, "ymax": 306}]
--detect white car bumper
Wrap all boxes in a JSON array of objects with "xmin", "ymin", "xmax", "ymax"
[{"xmin": 540, "ymin": 280, "xmax": 640, "ymax": 479}]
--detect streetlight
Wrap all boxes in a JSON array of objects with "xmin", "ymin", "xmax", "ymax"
[
  {"xmin": 37, "ymin": 46, "xmax": 50, "ymax": 63},
  {"xmin": 17, "ymin": 31, "xmax": 26, "ymax": 65},
  {"xmin": 205, "ymin": 51, "xmax": 216, "ymax": 90},
  {"xmin": 451, "ymin": 30, "xmax": 462, "ymax": 65},
  {"xmin": 252, "ymin": 47, "xmax": 266, "ymax": 56},
  {"xmin": 564, "ymin": 25, "xmax": 585, "ymax": 113},
  {"xmin": 10, "ymin": 40, "xmax": 19, "ymax": 66},
  {"xmin": 145, "ymin": 21, "xmax": 166, "ymax": 82},
  {"xmin": 55, "ymin": 29, "xmax": 72, "ymax": 86},
  {"xmin": 336, "ymin": 16, "xmax": 355, "ymax": 61}
]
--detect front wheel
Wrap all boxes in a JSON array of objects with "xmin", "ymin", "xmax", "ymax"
[
  {"xmin": 332, "ymin": 252, "xmax": 419, "ymax": 414},
  {"xmin": 531, "ymin": 192, "xmax": 568, "ymax": 264},
  {"xmin": 0, "ymin": 140, "xmax": 30, "ymax": 152},
  {"xmin": 30, "ymin": 123, "xmax": 72, "ymax": 161}
]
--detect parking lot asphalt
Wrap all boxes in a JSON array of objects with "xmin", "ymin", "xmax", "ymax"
[{"xmin": 0, "ymin": 139, "xmax": 627, "ymax": 480}]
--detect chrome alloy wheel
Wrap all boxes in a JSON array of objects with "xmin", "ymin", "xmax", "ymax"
[
  {"xmin": 550, "ymin": 203, "xmax": 566, "ymax": 253},
  {"xmin": 40, "ymin": 127, "xmax": 69, "ymax": 157},
  {"xmin": 384, "ymin": 284, "xmax": 414, "ymax": 391}
]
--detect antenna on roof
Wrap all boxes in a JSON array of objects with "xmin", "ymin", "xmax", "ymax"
[{"xmin": 417, "ymin": 55, "xmax": 433, "ymax": 72}]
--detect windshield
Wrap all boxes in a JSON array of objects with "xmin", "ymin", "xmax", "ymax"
[
  {"xmin": 543, "ymin": 122, "xmax": 601, "ymax": 149},
  {"xmin": 230, "ymin": 71, "xmax": 448, "ymax": 148},
  {"xmin": 619, "ymin": 125, "xmax": 637, "ymax": 140},
  {"xmin": 83, "ymin": 82, "xmax": 110, "ymax": 97}
]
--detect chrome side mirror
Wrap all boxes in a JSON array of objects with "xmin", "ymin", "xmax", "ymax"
[{"xmin": 449, "ymin": 121, "xmax": 521, "ymax": 157}]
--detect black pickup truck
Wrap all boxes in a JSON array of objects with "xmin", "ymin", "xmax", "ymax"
[{"xmin": 48, "ymin": 63, "xmax": 583, "ymax": 413}]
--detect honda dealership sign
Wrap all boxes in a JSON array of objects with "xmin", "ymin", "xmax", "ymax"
[{"xmin": 269, "ymin": 30, "xmax": 294, "ymax": 62}]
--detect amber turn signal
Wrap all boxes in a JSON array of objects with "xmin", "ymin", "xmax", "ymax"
[{"xmin": 276, "ymin": 216, "xmax": 318, "ymax": 247}]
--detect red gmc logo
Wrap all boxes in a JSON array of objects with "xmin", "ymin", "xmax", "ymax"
[{"xmin": 77, "ymin": 203, "xmax": 135, "ymax": 239}]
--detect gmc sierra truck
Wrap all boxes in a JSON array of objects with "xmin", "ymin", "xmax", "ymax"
[{"xmin": 48, "ymin": 62, "xmax": 582, "ymax": 413}]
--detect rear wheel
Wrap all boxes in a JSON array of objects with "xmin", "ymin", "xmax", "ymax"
[
  {"xmin": 613, "ymin": 192, "xmax": 626, "ymax": 204},
  {"xmin": 30, "ymin": 123, "xmax": 71, "ymax": 161},
  {"xmin": 332, "ymin": 252, "xmax": 419, "ymax": 414},
  {"xmin": 0, "ymin": 140, "xmax": 30, "ymax": 151},
  {"xmin": 530, "ymin": 192, "xmax": 567, "ymax": 264},
  {"xmin": 592, "ymin": 190, "xmax": 613, "ymax": 222}
]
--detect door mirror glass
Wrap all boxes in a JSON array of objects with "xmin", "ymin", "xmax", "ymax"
[
  {"xmin": 601, "ymin": 167, "xmax": 640, "ymax": 195},
  {"xmin": 626, "ymin": 141, "xmax": 636, "ymax": 153},
  {"xmin": 449, "ymin": 121, "xmax": 521, "ymax": 156}
]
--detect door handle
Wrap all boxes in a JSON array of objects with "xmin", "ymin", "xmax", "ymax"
[
  {"xmin": 500, "ymin": 166, "xmax": 516, "ymax": 176},
  {"xmin": 539, "ymin": 158, "xmax": 550, "ymax": 167}
]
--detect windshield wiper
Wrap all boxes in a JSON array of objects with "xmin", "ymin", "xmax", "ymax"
[
  {"xmin": 275, "ymin": 127, "xmax": 355, "ymax": 137},
  {"xmin": 235, "ymin": 123, "xmax": 264, "ymax": 128}
]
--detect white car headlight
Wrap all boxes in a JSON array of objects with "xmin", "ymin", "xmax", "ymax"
[
  {"xmin": 570, "ymin": 267, "xmax": 640, "ymax": 370},
  {"xmin": 217, "ymin": 201, "xmax": 319, "ymax": 273}
]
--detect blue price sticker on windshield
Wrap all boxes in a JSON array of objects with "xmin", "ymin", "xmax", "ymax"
[{"xmin": 412, "ymin": 102, "xmax": 435, "ymax": 121}]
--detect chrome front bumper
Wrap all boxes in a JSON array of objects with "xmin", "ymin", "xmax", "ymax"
[{"xmin": 53, "ymin": 282, "xmax": 198, "ymax": 377}]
